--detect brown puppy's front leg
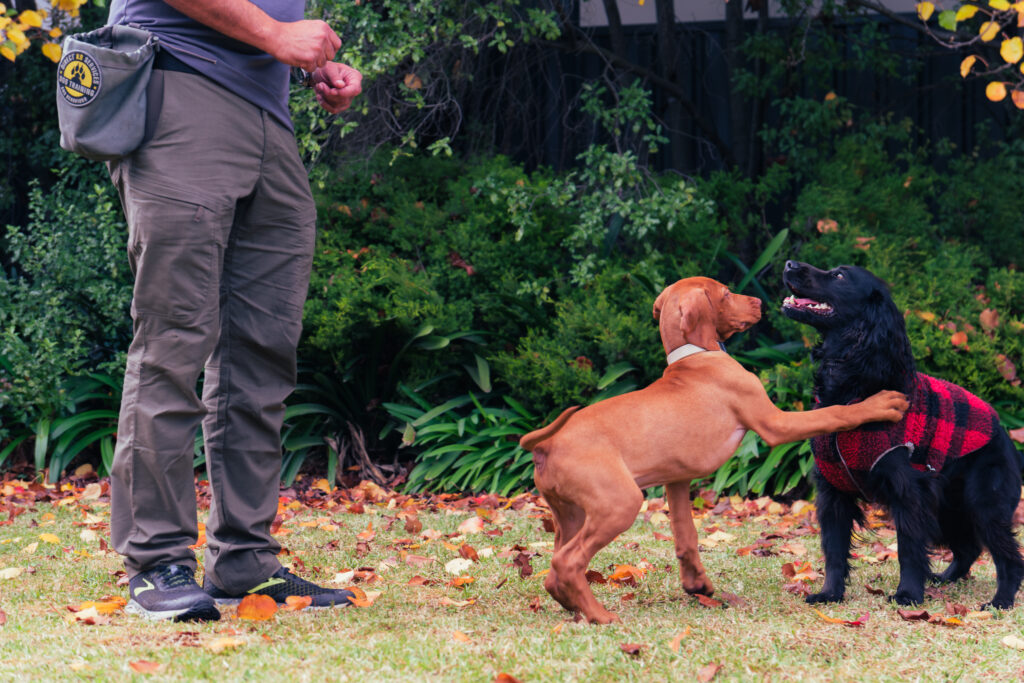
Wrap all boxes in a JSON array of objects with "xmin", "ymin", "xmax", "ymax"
[{"xmin": 666, "ymin": 481, "xmax": 714, "ymax": 596}]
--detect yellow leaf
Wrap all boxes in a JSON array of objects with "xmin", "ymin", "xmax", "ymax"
[
  {"xmin": 39, "ymin": 533, "xmax": 60, "ymax": 544},
  {"xmin": 956, "ymin": 4, "xmax": 980, "ymax": 19},
  {"xmin": 960, "ymin": 55, "xmax": 977, "ymax": 78},
  {"xmin": 1002, "ymin": 36, "xmax": 1023, "ymax": 63},
  {"xmin": 6, "ymin": 26, "xmax": 26, "ymax": 45},
  {"xmin": 49, "ymin": 27, "xmax": 62, "ymax": 38},
  {"xmin": 0, "ymin": 46, "xmax": 13, "ymax": 61},
  {"xmin": 986, "ymin": 81, "xmax": 1008, "ymax": 101},
  {"xmin": 21, "ymin": 542, "xmax": 38, "ymax": 555},
  {"xmin": 669, "ymin": 626, "xmax": 692, "ymax": 653},
  {"xmin": 17, "ymin": 9, "xmax": 42, "ymax": 27},
  {"xmin": 917, "ymin": 1, "xmax": 935, "ymax": 20},
  {"xmin": 991, "ymin": 0, "xmax": 1011, "ymax": 8},
  {"xmin": 0, "ymin": 567, "xmax": 23, "ymax": 580},
  {"xmin": 980, "ymin": 20, "xmax": 1001, "ymax": 41},
  {"xmin": 77, "ymin": 597, "xmax": 126, "ymax": 614}
]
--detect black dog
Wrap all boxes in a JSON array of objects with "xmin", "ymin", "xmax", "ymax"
[{"xmin": 781, "ymin": 260, "xmax": 1023, "ymax": 608}]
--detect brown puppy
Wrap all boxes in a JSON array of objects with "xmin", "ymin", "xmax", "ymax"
[{"xmin": 520, "ymin": 276, "xmax": 909, "ymax": 624}]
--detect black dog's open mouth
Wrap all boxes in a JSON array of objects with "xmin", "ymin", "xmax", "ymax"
[{"xmin": 782, "ymin": 294, "xmax": 834, "ymax": 315}]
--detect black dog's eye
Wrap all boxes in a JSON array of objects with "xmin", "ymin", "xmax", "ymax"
[{"xmin": 833, "ymin": 271, "xmax": 844, "ymax": 280}]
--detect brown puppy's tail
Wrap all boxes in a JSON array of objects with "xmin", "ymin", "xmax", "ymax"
[{"xmin": 519, "ymin": 406, "xmax": 581, "ymax": 452}]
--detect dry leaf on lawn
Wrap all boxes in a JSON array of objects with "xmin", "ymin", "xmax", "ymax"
[
  {"xmin": 205, "ymin": 636, "xmax": 245, "ymax": 654},
  {"xmin": 697, "ymin": 663, "xmax": 722, "ymax": 682},
  {"xmin": 669, "ymin": 627, "xmax": 691, "ymax": 653},
  {"xmin": 128, "ymin": 660, "xmax": 163, "ymax": 674},
  {"xmin": 237, "ymin": 594, "xmax": 277, "ymax": 621}
]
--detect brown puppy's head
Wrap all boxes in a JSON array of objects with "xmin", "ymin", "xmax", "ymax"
[{"xmin": 652, "ymin": 277, "xmax": 762, "ymax": 355}]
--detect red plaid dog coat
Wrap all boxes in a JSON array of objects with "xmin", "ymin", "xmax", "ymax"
[{"xmin": 811, "ymin": 373, "xmax": 1000, "ymax": 495}]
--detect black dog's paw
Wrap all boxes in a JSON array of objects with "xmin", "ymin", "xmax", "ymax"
[
  {"xmin": 981, "ymin": 596, "xmax": 1015, "ymax": 610},
  {"xmin": 805, "ymin": 590, "xmax": 844, "ymax": 604},
  {"xmin": 888, "ymin": 590, "xmax": 923, "ymax": 606}
]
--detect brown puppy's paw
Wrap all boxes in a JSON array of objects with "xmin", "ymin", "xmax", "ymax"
[{"xmin": 683, "ymin": 578, "xmax": 715, "ymax": 597}]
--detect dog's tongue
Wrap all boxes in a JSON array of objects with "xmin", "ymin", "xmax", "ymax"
[{"xmin": 792, "ymin": 297, "xmax": 819, "ymax": 307}]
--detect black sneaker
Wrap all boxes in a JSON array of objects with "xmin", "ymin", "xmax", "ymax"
[
  {"xmin": 125, "ymin": 564, "xmax": 221, "ymax": 622},
  {"xmin": 204, "ymin": 567, "xmax": 355, "ymax": 608}
]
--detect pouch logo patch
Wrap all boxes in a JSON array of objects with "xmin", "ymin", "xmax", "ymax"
[{"xmin": 57, "ymin": 50, "xmax": 102, "ymax": 107}]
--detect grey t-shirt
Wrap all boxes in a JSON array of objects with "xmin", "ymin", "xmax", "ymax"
[{"xmin": 107, "ymin": 0, "xmax": 302, "ymax": 130}]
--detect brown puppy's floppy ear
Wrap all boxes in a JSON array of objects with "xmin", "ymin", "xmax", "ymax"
[
  {"xmin": 652, "ymin": 287, "xmax": 669, "ymax": 321},
  {"xmin": 676, "ymin": 287, "xmax": 718, "ymax": 349}
]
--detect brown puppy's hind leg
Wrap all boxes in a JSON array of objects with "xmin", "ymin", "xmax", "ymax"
[
  {"xmin": 546, "ymin": 460, "xmax": 644, "ymax": 624},
  {"xmin": 541, "ymin": 494, "xmax": 586, "ymax": 612},
  {"xmin": 665, "ymin": 481, "xmax": 714, "ymax": 596}
]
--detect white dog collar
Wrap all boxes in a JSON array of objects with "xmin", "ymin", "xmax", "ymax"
[{"xmin": 666, "ymin": 344, "xmax": 707, "ymax": 365}]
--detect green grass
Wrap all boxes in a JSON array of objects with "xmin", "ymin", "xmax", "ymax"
[{"xmin": 1, "ymin": 479, "xmax": 1024, "ymax": 681}]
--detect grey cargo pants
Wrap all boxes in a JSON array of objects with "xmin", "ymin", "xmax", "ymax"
[{"xmin": 108, "ymin": 69, "xmax": 316, "ymax": 594}]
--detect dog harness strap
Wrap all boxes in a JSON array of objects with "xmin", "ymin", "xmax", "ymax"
[{"xmin": 666, "ymin": 344, "xmax": 707, "ymax": 365}]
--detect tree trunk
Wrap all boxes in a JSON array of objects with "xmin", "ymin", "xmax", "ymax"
[{"xmin": 725, "ymin": 0, "xmax": 748, "ymax": 173}]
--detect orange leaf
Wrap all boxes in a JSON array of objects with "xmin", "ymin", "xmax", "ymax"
[
  {"xmin": 619, "ymin": 642, "xmax": 645, "ymax": 656},
  {"xmin": 961, "ymin": 54, "xmax": 977, "ymax": 78},
  {"xmin": 237, "ymin": 594, "xmax": 278, "ymax": 621},
  {"xmin": 996, "ymin": 354, "xmax": 1019, "ymax": 384},
  {"xmin": 75, "ymin": 597, "xmax": 127, "ymax": 615},
  {"xmin": 669, "ymin": 626, "xmax": 692, "ymax": 653},
  {"xmin": 451, "ymin": 630, "xmax": 472, "ymax": 643},
  {"xmin": 816, "ymin": 218, "xmax": 839, "ymax": 234},
  {"xmin": 282, "ymin": 595, "xmax": 312, "ymax": 612},
  {"xmin": 129, "ymin": 660, "xmax": 163, "ymax": 674},
  {"xmin": 447, "ymin": 576, "xmax": 476, "ymax": 588},
  {"xmin": 986, "ymin": 81, "xmax": 1008, "ymax": 102},
  {"xmin": 407, "ymin": 575, "xmax": 432, "ymax": 586},
  {"xmin": 404, "ymin": 73, "xmax": 423, "ymax": 90},
  {"xmin": 494, "ymin": 674, "xmax": 523, "ymax": 683},
  {"xmin": 459, "ymin": 544, "xmax": 479, "ymax": 562},
  {"xmin": 951, "ymin": 331, "xmax": 969, "ymax": 348},
  {"xmin": 607, "ymin": 564, "xmax": 645, "ymax": 585},
  {"xmin": 356, "ymin": 521, "xmax": 375, "ymax": 541},
  {"xmin": 1013, "ymin": 90, "xmax": 1024, "ymax": 109},
  {"xmin": 813, "ymin": 608, "xmax": 868, "ymax": 627}
]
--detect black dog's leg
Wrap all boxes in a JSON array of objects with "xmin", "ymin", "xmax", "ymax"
[
  {"xmin": 807, "ymin": 470, "xmax": 863, "ymax": 604},
  {"xmin": 933, "ymin": 479, "xmax": 981, "ymax": 584},
  {"xmin": 869, "ymin": 447, "xmax": 941, "ymax": 606},
  {"xmin": 964, "ymin": 435, "xmax": 1024, "ymax": 609}
]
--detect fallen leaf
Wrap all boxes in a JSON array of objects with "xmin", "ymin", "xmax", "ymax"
[
  {"xmin": 38, "ymin": 533, "xmax": 60, "ymax": 544},
  {"xmin": 128, "ymin": 660, "xmax": 163, "ymax": 674},
  {"xmin": 451, "ymin": 630, "xmax": 472, "ymax": 643},
  {"xmin": 457, "ymin": 516, "xmax": 485, "ymax": 535},
  {"xmin": 447, "ymin": 576, "xmax": 475, "ymax": 588},
  {"xmin": 356, "ymin": 521, "xmax": 375, "ymax": 541},
  {"xmin": 513, "ymin": 552, "xmax": 534, "ymax": 578},
  {"xmin": 945, "ymin": 602, "xmax": 968, "ymax": 616},
  {"xmin": 967, "ymin": 610, "xmax": 993, "ymax": 620},
  {"xmin": 65, "ymin": 606, "xmax": 111, "ymax": 625},
  {"xmin": 1003, "ymin": 635, "xmax": 1024, "ymax": 650},
  {"xmin": 445, "ymin": 558, "xmax": 474, "ymax": 575},
  {"xmin": 695, "ymin": 594, "xmax": 723, "ymax": 608},
  {"xmin": 897, "ymin": 608, "xmax": 930, "ymax": 621},
  {"xmin": 494, "ymin": 674, "xmax": 522, "ymax": 683},
  {"xmin": 404, "ymin": 554, "xmax": 434, "ymax": 568},
  {"xmin": 0, "ymin": 568, "xmax": 24, "ymax": 580},
  {"xmin": 928, "ymin": 615, "xmax": 963, "ymax": 627},
  {"xmin": 439, "ymin": 597, "xmax": 476, "ymax": 608},
  {"xmin": 669, "ymin": 626, "xmax": 691, "ymax": 653},
  {"xmin": 75, "ymin": 597, "xmax": 127, "ymax": 614},
  {"xmin": 408, "ymin": 575, "xmax": 432, "ymax": 586},
  {"xmin": 864, "ymin": 583, "xmax": 885, "ymax": 595},
  {"xmin": 619, "ymin": 642, "xmax": 645, "ymax": 656},
  {"xmin": 205, "ymin": 636, "xmax": 245, "ymax": 654},
  {"xmin": 778, "ymin": 542, "xmax": 807, "ymax": 556},
  {"xmin": 404, "ymin": 516, "xmax": 423, "ymax": 534},
  {"xmin": 585, "ymin": 570, "xmax": 607, "ymax": 584},
  {"xmin": 237, "ymin": 594, "xmax": 277, "ymax": 621},
  {"xmin": 282, "ymin": 595, "xmax": 312, "ymax": 612},
  {"xmin": 813, "ymin": 609, "xmax": 868, "ymax": 627},
  {"xmin": 697, "ymin": 663, "xmax": 722, "ymax": 682},
  {"xmin": 459, "ymin": 544, "xmax": 479, "ymax": 562},
  {"xmin": 0, "ymin": 609, "xmax": 6, "ymax": 626},
  {"xmin": 21, "ymin": 542, "xmax": 38, "ymax": 555}
]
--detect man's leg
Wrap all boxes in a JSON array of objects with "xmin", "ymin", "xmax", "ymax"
[{"xmin": 108, "ymin": 70, "xmax": 264, "ymax": 620}]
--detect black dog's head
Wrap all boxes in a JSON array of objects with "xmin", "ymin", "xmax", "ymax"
[
  {"xmin": 781, "ymin": 261, "xmax": 894, "ymax": 331},
  {"xmin": 780, "ymin": 260, "xmax": 915, "ymax": 400}
]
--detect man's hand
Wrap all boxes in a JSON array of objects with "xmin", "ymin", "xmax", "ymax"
[
  {"xmin": 311, "ymin": 62, "xmax": 363, "ymax": 114},
  {"xmin": 269, "ymin": 20, "xmax": 341, "ymax": 72}
]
